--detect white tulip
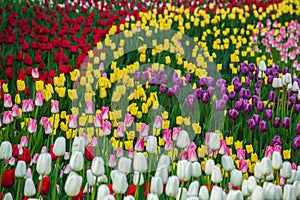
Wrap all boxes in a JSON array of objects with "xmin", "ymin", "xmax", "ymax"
[
  {"xmin": 272, "ymin": 151, "xmax": 283, "ymax": 170},
  {"xmin": 272, "ymin": 78, "xmax": 283, "ymax": 88},
  {"xmin": 293, "ymin": 181, "xmax": 300, "ymax": 198},
  {"xmin": 242, "ymin": 180, "xmax": 250, "ymax": 197},
  {"xmin": 72, "ymin": 136, "xmax": 85, "ymax": 153},
  {"xmin": 24, "ymin": 178, "xmax": 36, "ymax": 196},
  {"xmin": 133, "ymin": 172, "xmax": 144, "ymax": 186},
  {"xmin": 192, "ymin": 162, "xmax": 202, "ymax": 178},
  {"xmin": 281, "ymin": 161, "xmax": 292, "ymax": 179},
  {"xmin": 155, "ymin": 168, "xmax": 169, "ymax": 184},
  {"xmin": 177, "ymin": 160, "xmax": 192, "ymax": 181},
  {"xmin": 166, "ymin": 176, "xmax": 179, "ymax": 197},
  {"xmin": 211, "ymin": 166, "xmax": 222, "ymax": 184},
  {"xmin": 198, "ymin": 186, "xmax": 209, "ymax": 200},
  {"xmin": 123, "ymin": 195, "xmax": 134, "ymax": 200},
  {"xmin": 133, "ymin": 153, "xmax": 147, "ymax": 173},
  {"xmin": 103, "ymin": 195, "xmax": 115, "ymax": 200},
  {"xmin": 176, "ymin": 188, "xmax": 187, "ymax": 200},
  {"xmin": 259, "ymin": 60, "xmax": 267, "ymax": 71},
  {"xmin": 3, "ymin": 193, "xmax": 13, "ymax": 200},
  {"xmin": 247, "ymin": 176, "xmax": 257, "ymax": 193},
  {"xmin": 292, "ymin": 81, "xmax": 299, "ymax": 92},
  {"xmin": 53, "ymin": 137, "xmax": 66, "ymax": 156},
  {"xmin": 227, "ymin": 190, "xmax": 243, "ymax": 200},
  {"xmin": 146, "ymin": 136, "xmax": 157, "ymax": 153},
  {"xmin": 230, "ymin": 169, "xmax": 242, "ymax": 187},
  {"xmin": 64, "ymin": 172, "xmax": 82, "ymax": 196},
  {"xmin": 15, "ymin": 160, "xmax": 26, "ymax": 178},
  {"xmin": 261, "ymin": 157, "xmax": 272, "ymax": 176},
  {"xmin": 147, "ymin": 193, "xmax": 159, "ymax": 200},
  {"xmin": 208, "ymin": 132, "xmax": 220, "ymax": 150},
  {"xmin": 0, "ymin": 141, "xmax": 12, "ymax": 160},
  {"xmin": 92, "ymin": 157, "xmax": 105, "ymax": 176},
  {"xmin": 36, "ymin": 153, "xmax": 51, "ymax": 175},
  {"xmin": 249, "ymin": 186, "xmax": 264, "ymax": 200},
  {"xmin": 283, "ymin": 73, "xmax": 292, "ymax": 85},
  {"xmin": 258, "ymin": 71, "xmax": 264, "ymax": 79},
  {"xmin": 187, "ymin": 181, "xmax": 199, "ymax": 197},
  {"xmin": 283, "ymin": 184, "xmax": 296, "ymax": 200},
  {"xmin": 210, "ymin": 186, "xmax": 223, "ymax": 200},
  {"xmin": 151, "ymin": 176, "xmax": 163, "ymax": 195},
  {"xmin": 112, "ymin": 171, "xmax": 128, "ymax": 194},
  {"xmin": 205, "ymin": 159, "xmax": 215, "ymax": 175},
  {"xmin": 118, "ymin": 157, "xmax": 132, "ymax": 174},
  {"xmin": 254, "ymin": 162, "xmax": 263, "ymax": 180},
  {"xmin": 87, "ymin": 169, "xmax": 96, "ymax": 186},
  {"xmin": 221, "ymin": 155, "xmax": 234, "ymax": 172},
  {"xmin": 70, "ymin": 151, "xmax": 84, "ymax": 171},
  {"xmin": 97, "ymin": 184, "xmax": 110, "ymax": 200},
  {"xmin": 176, "ymin": 130, "xmax": 190, "ymax": 149},
  {"xmin": 157, "ymin": 155, "xmax": 170, "ymax": 170}
]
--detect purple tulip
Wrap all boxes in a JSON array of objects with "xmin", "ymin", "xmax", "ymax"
[
  {"xmin": 234, "ymin": 82, "xmax": 242, "ymax": 92},
  {"xmin": 143, "ymin": 71, "xmax": 149, "ymax": 81},
  {"xmin": 134, "ymin": 72, "xmax": 140, "ymax": 81},
  {"xmin": 296, "ymin": 124, "xmax": 300, "ymax": 135},
  {"xmin": 264, "ymin": 109, "xmax": 273, "ymax": 120},
  {"xmin": 253, "ymin": 114, "xmax": 260, "ymax": 125},
  {"xmin": 272, "ymin": 65, "xmax": 280, "ymax": 73},
  {"xmin": 173, "ymin": 85, "xmax": 180, "ymax": 96},
  {"xmin": 198, "ymin": 78, "xmax": 207, "ymax": 87},
  {"xmin": 266, "ymin": 68, "xmax": 272, "ymax": 76},
  {"xmin": 252, "ymin": 95, "xmax": 258, "ymax": 106},
  {"xmin": 292, "ymin": 135, "xmax": 300, "ymax": 149},
  {"xmin": 283, "ymin": 67, "xmax": 290, "ymax": 74},
  {"xmin": 268, "ymin": 91, "xmax": 275, "ymax": 101},
  {"xmin": 194, "ymin": 88, "xmax": 202, "ymax": 99},
  {"xmin": 243, "ymin": 103, "xmax": 252, "ymax": 115},
  {"xmin": 268, "ymin": 75, "xmax": 274, "ymax": 85},
  {"xmin": 216, "ymin": 78, "xmax": 226, "ymax": 88},
  {"xmin": 168, "ymin": 88, "xmax": 173, "ymax": 97},
  {"xmin": 248, "ymin": 63, "xmax": 255, "ymax": 72},
  {"xmin": 229, "ymin": 91, "xmax": 236, "ymax": 100},
  {"xmin": 228, "ymin": 109, "xmax": 239, "ymax": 120},
  {"xmin": 234, "ymin": 100, "xmax": 243, "ymax": 111},
  {"xmin": 149, "ymin": 77, "xmax": 158, "ymax": 86},
  {"xmin": 222, "ymin": 94, "xmax": 228, "ymax": 104},
  {"xmin": 186, "ymin": 95, "xmax": 196, "ymax": 109},
  {"xmin": 254, "ymin": 88, "xmax": 260, "ymax": 96},
  {"xmin": 245, "ymin": 77, "xmax": 251, "ymax": 86},
  {"xmin": 172, "ymin": 72, "xmax": 178, "ymax": 80},
  {"xmin": 161, "ymin": 74, "xmax": 168, "ymax": 85},
  {"xmin": 256, "ymin": 101, "xmax": 265, "ymax": 112},
  {"xmin": 271, "ymin": 135, "xmax": 282, "ymax": 146},
  {"xmin": 214, "ymin": 99, "xmax": 226, "ymax": 111},
  {"xmin": 232, "ymin": 77, "xmax": 240, "ymax": 84},
  {"xmin": 294, "ymin": 104, "xmax": 300, "ymax": 114},
  {"xmin": 202, "ymin": 92, "xmax": 209, "ymax": 104},
  {"xmin": 185, "ymin": 74, "xmax": 192, "ymax": 83},
  {"xmin": 220, "ymin": 87, "xmax": 228, "ymax": 96},
  {"xmin": 248, "ymin": 119, "xmax": 256, "ymax": 130},
  {"xmin": 160, "ymin": 84, "xmax": 166, "ymax": 94},
  {"xmin": 282, "ymin": 117, "xmax": 291, "ymax": 129},
  {"xmin": 259, "ymin": 120, "xmax": 267, "ymax": 132},
  {"xmin": 208, "ymin": 86, "xmax": 215, "ymax": 96},
  {"xmin": 206, "ymin": 77, "xmax": 214, "ymax": 87},
  {"xmin": 273, "ymin": 117, "xmax": 280, "ymax": 128}
]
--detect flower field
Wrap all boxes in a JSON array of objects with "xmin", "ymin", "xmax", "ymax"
[{"xmin": 1, "ymin": 0, "xmax": 300, "ymax": 199}]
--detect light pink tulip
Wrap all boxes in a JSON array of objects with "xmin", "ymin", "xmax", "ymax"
[
  {"xmin": 51, "ymin": 100, "xmax": 59, "ymax": 113},
  {"xmin": 4, "ymin": 94, "xmax": 12, "ymax": 108},
  {"xmin": 28, "ymin": 119, "xmax": 37, "ymax": 133},
  {"xmin": 3, "ymin": 111, "xmax": 13, "ymax": 124}
]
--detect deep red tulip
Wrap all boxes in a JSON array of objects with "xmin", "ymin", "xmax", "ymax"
[
  {"xmin": 85, "ymin": 146, "xmax": 94, "ymax": 161},
  {"xmin": 126, "ymin": 184, "xmax": 137, "ymax": 196},
  {"xmin": 1, "ymin": 170, "xmax": 15, "ymax": 188},
  {"xmin": 36, "ymin": 176, "xmax": 51, "ymax": 195},
  {"xmin": 21, "ymin": 148, "xmax": 31, "ymax": 164},
  {"xmin": 50, "ymin": 144, "xmax": 58, "ymax": 161},
  {"xmin": 5, "ymin": 67, "xmax": 14, "ymax": 80},
  {"xmin": 12, "ymin": 144, "xmax": 19, "ymax": 158},
  {"xmin": 72, "ymin": 186, "xmax": 84, "ymax": 200}
]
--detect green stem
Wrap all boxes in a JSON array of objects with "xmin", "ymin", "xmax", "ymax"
[
  {"xmin": 52, "ymin": 157, "xmax": 61, "ymax": 199},
  {"xmin": 179, "ymin": 181, "xmax": 185, "ymax": 200},
  {"xmin": 116, "ymin": 194, "xmax": 122, "ymax": 200},
  {"xmin": 37, "ymin": 175, "xmax": 44, "ymax": 198},
  {"xmin": 147, "ymin": 153, "xmax": 152, "ymax": 189},
  {"xmin": 134, "ymin": 172, "xmax": 142, "ymax": 199},
  {"xmin": 91, "ymin": 183, "xmax": 98, "ymax": 200},
  {"xmin": 16, "ymin": 178, "xmax": 22, "ymax": 200}
]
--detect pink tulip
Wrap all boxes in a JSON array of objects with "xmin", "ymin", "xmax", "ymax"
[
  {"xmin": 236, "ymin": 148, "xmax": 246, "ymax": 160},
  {"xmin": 154, "ymin": 116, "xmax": 162, "ymax": 129},
  {"xmin": 135, "ymin": 138, "xmax": 144, "ymax": 151},
  {"xmin": 20, "ymin": 136, "xmax": 28, "ymax": 147},
  {"xmin": 28, "ymin": 119, "xmax": 37, "ymax": 133},
  {"xmin": 101, "ymin": 106, "xmax": 109, "ymax": 120},
  {"xmin": 102, "ymin": 121, "xmax": 111, "ymax": 136},
  {"xmin": 9, "ymin": 157, "xmax": 16, "ymax": 166},
  {"xmin": 68, "ymin": 115, "xmax": 78, "ymax": 128},
  {"xmin": 116, "ymin": 147, "xmax": 123, "ymax": 157},
  {"xmin": 182, "ymin": 150, "xmax": 188, "ymax": 160},
  {"xmin": 94, "ymin": 113, "xmax": 102, "ymax": 128},
  {"xmin": 11, "ymin": 105, "xmax": 20, "ymax": 118},
  {"xmin": 32, "ymin": 68, "xmax": 39, "ymax": 78},
  {"xmin": 218, "ymin": 140, "xmax": 227, "ymax": 155},
  {"xmin": 165, "ymin": 138, "xmax": 173, "ymax": 151},
  {"xmin": 91, "ymin": 137, "xmax": 98, "ymax": 147},
  {"xmin": 163, "ymin": 129, "xmax": 171, "ymax": 141},
  {"xmin": 273, "ymin": 145, "xmax": 282, "ymax": 153},
  {"xmin": 25, "ymin": 168, "xmax": 32, "ymax": 179},
  {"xmin": 124, "ymin": 113, "xmax": 134, "ymax": 127},
  {"xmin": 140, "ymin": 123, "xmax": 149, "ymax": 137},
  {"xmin": 224, "ymin": 147, "xmax": 231, "ymax": 156},
  {"xmin": 22, "ymin": 99, "xmax": 34, "ymax": 112},
  {"xmin": 205, "ymin": 132, "xmax": 210, "ymax": 146},
  {"xmin": 44, "ymin": 120, "xmax": 53, "ymax": 134},
  {"xmin": 188, "ymin": 148, "xmax": 197, "ymax": 162},
  {"xmin": 4, "ymin": 94, "xmax": 12, "ymax": 108},
  {"xmin": 109, "ymin": 154, "xmax": 117, "ymax": 167},
  {"xmin": 51, "ymin": 100, "xmax": 59, "ymax": 113},
  {"xmin": 116, "ymin": 123, "xmax": 125, "ymax": 137},
  {"xmin": 35, "ymin": 92, "xmax": 44, "ymax": 106},
  {"xmin": 172, "ymin": 127, "xmax": 181, "ymax": 141},
  {"xmin": 64, "ymin": 152, "xmax": 70, "ymax": 160},
  {"xmin": 40, "ymin": 117, "xmax": 48, "ymax": 125},
  {"xmin": 41, "ymin": 146, "xmax": 47, "ymax": 153},
  {"xmin": 3, "ymin": 111, "xmax": 13, "ymax": 124},
  {"xmin": 128, "ymin": 148, "xmax": 135, "ymax": 159},
  {"xmin": 239, "ymin": 160, "xmax": 248, "ymax": 173},
  {"xmin": 265, "ymin": 146, "xmax": 274, "ymax": 158},
  {"xmin": 85, "ymin": 101, "xmax": 94, "ymax": 114},
  {"xmin": 31, "ymin": 153, "xmax": 39, "ymax": 164}
]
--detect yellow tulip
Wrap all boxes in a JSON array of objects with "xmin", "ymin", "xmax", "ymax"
[{"xmin": 17, "ymin": 80, "xmax": 25, "ymax": 91}]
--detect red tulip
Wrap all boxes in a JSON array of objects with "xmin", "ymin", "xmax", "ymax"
[
  {"xmin": 1, "ymin": 170, "xmax": 15, "ymax": 188},
  {"xmin": 5, "ymin": 67, "xmax": 14, "ymax": 80},
  {"xmin": 23, "ymin": 55, "xmax": 32, "ymax": 66},
  {"xmin": 21, "ymin": 148, "xmax": 31, "ymax": 164},
  {"xmin": 85, "ymin": 146, "xmax": 94, "ymax": 161},
  {"xmin": 126, "ymin": 184, "xmax": 137, "ymax": 196},
  {"xmin": 50, "ymin": 144, "xmax": 58, "ymax": 161},
  {"xmin": 72, "ymin": 186, "xmax": 84, "ymax": 200},
  {"xmin": 12, "ymin": 144, "xmax": 19, "ymax": 158},
  {"xmin": 36, "ymin": 176, "xmax": 51, "ymax": 195}
]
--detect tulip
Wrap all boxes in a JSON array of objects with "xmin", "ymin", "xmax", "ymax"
[
  {"xmin": 263, "ymin": 183, "xmax": 281, "ymax": 200},
  {"xmin": 72, "ymin": 136, "xmax": 85, "ymax": 153},
  {"xmin": 133, "ymin": 172, "xmax": 144, "ymax": 186},
  {"xmin": 283, "ymin": 184, "xmax": 296, "ymax": 200},
  {"xmin": 22, "ymin": 99, "xmax": 34, "ymax": 113},
  {"xmin": 53, "ymin": 137, "xmax": 66, "ymax": 156},
  {"xmin": 116, "ymin": 123, "xmax": 125, "ymax": 137},
  {"xmin": 11, "ymin": 104, "xmax": 20, "ymax": 118},
  {"xmin": 176, "ymin": 130, "xmax": 190, "ymax": 149},
  {"xmin": 87, "ymin": 169, "xmax": 96, "ymax": 186},
  {"xmin": 124, "ymin": 113, "xmax": 134, "ymax": 127},
  {"xmin": 68, "ymin": 115, "xmax": 78, "ymax": 129},
  {"xmin": 155, "ymin": 168, "xmax": 169, "ymax": 184},
  {"xmin": 187, "ymin": 181, "xmax": 199, "ymax": 197},
  {"xmin": 282, "ymin": 117, "xmax": 291, "ymax": 129},
  {"xmin": 281, "ymin": 161, "xmax": 292, "ymax": 179},
  {"xmin": 111, "ymin": 170, "xmax": 128, "ymax": 194},
  {"xmin": 272, "ymin": 151, "xmax": 283, "ymax": 170},
  {"xmin": 254, "ymin": 162, "xmax": 263, "ymax": 180},
  {"xmin": 70, "ymin": 151, "xmax": 84, "ymax": 171},
  {"xmin": 147, "ymin": 193, "xmax": 159, "ymax": 200},
  {"xmin": 227, "ymin": 190, "xmax": 243, "ymax": 200},
  {"xmin": 118, "ymin": 157, "xmax": 132, "ymax": 174},
  {"xmin": 3, "ymin": 193, "xmax": 13, "ymax": 200},
  {"xmin": 97, "ymin": 184, "xmax": 110, "ymax": 200},
  {"xmin": 103, "ymin": 195, "xmax": 115, "ymax": 200},
  {"xmin": 207, "ymin": 132, "xmax": 220, "ymax": 150},
  {"xmin": 210, "ymin": 186, "xmax": 224, "ymax": 200},
  {"xmin": 24, "ymin": 178, "xmax": 36, "ymax": 196},
  {"xmin": 4, "ymin": 94, "xmax": 12, "ymax": 108},
  {"xmin": 198, "ymin": 185, "xmax": 209, "ymax": 200},
  {"xmin": 287, "ymin": 170, "xmax": 297, "ymax": 184},
  {"xmin": 85, "ymin": 101, "xmax": 94, "ymax": 114},
  {"xmin": 109, "ymin": 154, "xmax": 117, "ymax": 167},
  {"xmin": 15, "ymin": 161, "xmax": 26, "ymax": 178},
  {"xmin": 230, "ymin": 169, "xmax": 242, "ymax": 187},
  {"xmin": 51, "ymin": 100, "xmax": 59, "ymax": 113},
  {"xmin": 192, "ymin": 162, "xmax": 202, "ymax": 178},
  {"xmin": 228, "ymin": 109, "xmax": 239, "ymax": 120},
  {"xmin": 222, "ymin": 155, "xmax": 234, "ymax": 172},
  {"xmin": 250, "ymin": 186, "xmax": 264, "ymax": 200},
  {"xmin": 151, "ymin": 176, "xmax": 163, "ymax": 195},
  {"xmin": 36, "ymin": 153, "xmax": 51, "ymax": 175},
  {"xmin": 177, "ymin": 160, "xmax": 192, "ymax": 181},
  {"xmin": 133, "ymin": 152, "xmax": 147, "ymax": 173},
  {"xmin": 211, "ymin": 166, "xmax": 222, "ymax": 184},
  {"xmin": 293, "ymin": 181, "xmax": 300, "ymax": 198},
  {"xmin": 0, "ymin": 141, "xmax": 12, "ymax": 160},
  {"xmin": 205, "ymin": 159, "xmax": 215, "ymax": 175},
  {"xmin": 176, "ymin": 188, "xmax": 187, "ymax": 200},
  {"xmin": 261, "ymin": 157, "xmax": 272, "ymax": 176},
  {"xmin": 242, "ymin": 180, "xmax": 250, "ymax": 197},
  {"xmin": 166, "ymin": 176, "xmax": 179, "ymax": 197},
  {"xmin": 283, "ymin": 73, "xmax": 292, "ymax": 85},
  {"xmin": 35, "ymin": 91, "xmax": 44, "ymax": 106},
  {"xmin": 146, "ymin": 136, "xmax": 157, "ymax": 153},
  {"xmin": 134, "ymin": 138, "xmax": 145, "ymax": 151},
  {"xmin": 64, "ymin": 172, "xmax": 82, "ymax": 196},
  {"xmin": 259, "ymin": 60, "xmax": 267, "ymax": 71},
  {"xmin": 2, "ymin": 111, "xmax": 13, "ymax": 124},
  {"xmin": 157, "ymin": 155, "xmax": 170, "ymax": 170},
  {"xmin": 140, "ymin": 123, "xmax": 149, "ymax": 137},
  {"xmin": 272, "ymin": 78, "xmax": 283, "ymax": 88}
]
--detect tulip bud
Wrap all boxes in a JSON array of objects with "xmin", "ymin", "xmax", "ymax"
[
  {"xmin": 87, "ymin": 169, "xmax": 96, "ymax": 186},
  {"xmin": 254, "ymin": 162, "xmax": 263, "ymax": 180},
  {"xmin": 103, "ymin": 195, "xmax": 115, "ymax": 200},
  {"xmin": 64, "ymin": 172, "xmax": 82, "ymax": 196},
  {"xmin": 118, "ymin": 157, "xmax": 132, "ymax": 174},
  {"xmin": 0, "ymin": 141, "xmax": 12, "ymax": 160},
  {"xmin": 3, "ymin": 193, "xmax": 13, "ymax": 200},
  {"xmin": 72, "ymin": 136, "xmax": 85, "ymax": 153},
  {"xmin": 242, "ymin": 180, "xmax": 250, "ymax": 197},
  {"xmin": 111, "ymin": 170, "xmax": 128, "ymax": 194},
  {"xmin": 247, "ymin": 176, "xmax": 257, "ymax": 193},
  {"xmin": 208, "ymin": 132, "xmax": 220, "ymax": 150},
  {"xmin": 211, "ymin": 166, "xmax": 222, "ymax": 184},
  {"xmin": 283, "ymin": 73, "xmax": 292, "ymax": 85},
  {"xmin": 272, "ymin": 151, "xmax": 283, "ymax": 170},
  {"xmin": 147, "ymin": 193, "xmax": 159, "ymax": 200},
  {"xmin": 293, "ymin": 181, "xmax": 300, "ymax": 198},
  {"xmin": 261, "ymin": 157, "xmax": 272, "ymax": 176},
  {"xmin": 192, "ymin": 162, "xmax": 202, "ymax": 178},
  {"xmin": 176, "ymin": 188, "xmax": 187, "ymax": 200},
  {"xmin": 15, "ymin": 160, "xmax": 26, "ymax": 178},
  {"xmin": 283, "ymin": 184, "xmax": 296, "ymax": 200},
  {"xmin": 230, "ymin": 169, "xmax": 242, "ymax": 187},
  {"xmin": 198, "ymin": 186, "xmax": 209, "ymax": 200},
  {"xmin": 259, "ymin": 60, "xmax": 267, "ymax": 71},
  {"xmin": 176, "ymin": 130, "xmax": 190, "ymax": 149},
  {"xmin": 70, "ymin": 151, "xmax": 84, "ymax": 172},
  {"xmin": 166, "ymin": 176, "xmax": 179, "ymax": 197},
  {"xmin": 155, "ymin": 168, "xmax": 169, "ymax": 184},
  {"xmin": 53, "ymin": 137, "xmax": 66, "ymax": 156},
  {"xmin": 24, "ymin": 178, "xmax": 36, "ymax": 196},
  {"xmin": 250, "ymin": 186, "xmax": 264, "ymax": 200},
  {"xmin": 133, "ymin": 153, "xmax": 147, "ymax": 173},
  {"xmin": 177, "ymin": 160, "xmax": 192, "ymax": 181},
  {"xmin": 281, "ymin": 161, "xmax": 292, "ymax": 179},
  {"xmin": 227, "ymin": 190, "xmax": 243, "ymax": 200},
  {"xmin": 97, "ymin": 184, "xmax": 110, "ymax": 200},
  {"xmin": 92, "ymin": 157, "xmax": 105, "ymax": 177},
  {"xmin": 133, "ymin": 172, "xmax": 144, "ymax": 185},
  {"xmin": 36, "ymin": 153, "xmax": 51, "ymax": 175},
  {"xmin": 272, "ymin": 78, "xmax": 283, "ymax": 88},
  {"xmin": 151, "ymin": 176, "xmax": 163, "ymax": 195},
  {"xmin": 287, "ymin": 170, "xmax": 297, "ymax": 184},
  {"xmin": 157, "ymin": 155, "xmax": 170, "ymax": 170},
  {"xmin": 222, "ymin": 155, "xmax": 234, "ymax": 172},
  {"xmin": 187, "ymin": 181, "xmax": 199, "ymax": 197},
  {"xmin": 146, "ymin": 136, "xmax": 157, "ymax": 153},
  {"xmin": 205, "ymin": 159, "xmax": 215, "ymax": 175},
  {"xmin": 210, "ymin": 186, "xmax": 224, "ymax": 200}
]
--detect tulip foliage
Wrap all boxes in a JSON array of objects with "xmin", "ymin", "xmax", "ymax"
[{"xmin": 1, "ymin": 0, "xmax": 300, "ymax": 199}]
